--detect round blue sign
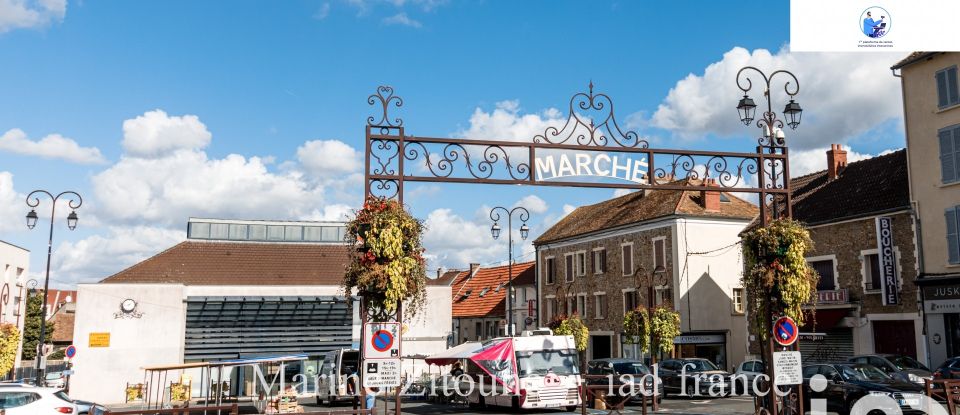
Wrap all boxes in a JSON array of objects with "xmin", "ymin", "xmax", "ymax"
[
  {"xmin": 372, "ymin": 330, "xmax": 394, "ymax": 352},
  {"xmin": 65, "ymin": 345, "xmax": 77, "ymax": 358},
  {"xmin": 773, "ymin": 316, "xmax": 799, "ymax": 346}
]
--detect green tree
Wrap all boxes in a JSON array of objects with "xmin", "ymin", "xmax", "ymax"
[{"xmin": 21, "ymin": 291, "xmax": 54, "ymax": 361}]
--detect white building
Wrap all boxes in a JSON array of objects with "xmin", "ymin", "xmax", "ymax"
[
  {"xmin": 0, "ymin": 240, "xmax": 29, "ymax": 373},
  {"xmin": 71, "ymin": 218, "xmax": 451, "ymax": 404}
]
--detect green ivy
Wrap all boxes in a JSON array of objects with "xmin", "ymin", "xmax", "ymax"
[
  {"xmin": 651, "ymin": 307, "xmax": 681, "ymax": 354},
  {"xmin": 622, "ymin": 308, "xmax": 650, "ymax": 352},
  {"xmin": 551, "ymin": 314, "xmax": 589, "ymax": 352}
]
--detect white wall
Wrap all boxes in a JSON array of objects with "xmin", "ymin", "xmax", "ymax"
[
  {"xmin": 71, "ymin": 283, "xmax": 187, "ymax": 404},
  {"xmin": 0, "ymin": 241, "xmax": 29, "ymax": 371},
  {"xmin": 400, "ymin": 285, "xmax": 452, "ymax": 377},
  {"xmin": 672, "ymin": 218, "xmax": 751, "ymax": 371}
]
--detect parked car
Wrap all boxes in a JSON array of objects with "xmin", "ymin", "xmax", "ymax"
[
  {"xmin": 932, "ymin": 356, "xmax": 960, "ymax": 380},
  {"xmin": 848, "ymin": 354, "xmax": 932, "ymax": 385},
  {"xmin": 733, "ymin": 359, "xmax": 765, "ymax": 395},
  {"xmin": 801, "ymin": 363, "xmax": 924, "ymax": 414},
  {"xmin": 658, "ymin": 358, "xmax": 732, "ymax": 398},
  {"xmin": 43, "ymin": 372, "xmax": 65, "ymax": 389},
  {"xmin": 586, "ymin": 358, "xmax": 662, "ymax": 405},
  {"xmin": 0, "ymin": 384, "xmax": 78, "ymax": 414},
  {"xmin": 74, "ymin": 399, "xmax": 106, "ymax": 415}
]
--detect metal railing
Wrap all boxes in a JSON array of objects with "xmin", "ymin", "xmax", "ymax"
[
  {"xmin": 1, "ymin": 360, "xmax": 67, "ymax": 383},
  {"xmin": 924, "ymin": 379, "xmax": 960, "ymax": 415}
]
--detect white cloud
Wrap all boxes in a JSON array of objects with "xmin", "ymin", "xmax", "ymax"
[
  {"xmin": 296, "ymin": 139, "xmax": 361, "ymax": 176},
  {"xmin": 456, "ymin": 100, "xmax": 564, "ymax": 143},
  {"xmin": 513, "ymin": 195, "xmax": 548, "ymax": 214},
  {"xmin": 122, "ymin": 109, "xmax": 212, "ymax": 158},
  {"xmin": 789, "ymin": 145, "xmax": 899, "ymax": 177},
  {"xmin": 423, "ymin": 208, "xmax": 503, "ymax": 269},
  {"xmin": 51, "ymin": 225, "xmax": 186, "ymax": 285},
  {"xmin": 382, "ymin": 12, "xmax": 421, "ymax": 28},
  {"xmin": 0, "ymin": 0, "xmax": 66, "ymax": 33},
  {"xmin": 0, "ymin": 128, "xmax": 106, "ymax": 164},
  {"xmin": 304, "ymin": 204, "xmax": 354, "ymax": 222},
  {"xmin": 649, "ymin": 46, "xmax": 904, "ymax": 149},
  {"xmin": 613, "ymin": 189, "xmax": 635, "ymax": 198},
  {"xmin": 313, "ymin": 2, "xmax": 330, "ymax": 19},
  {"xmin": 0, "ymin": 172, "xmax": 24, "ymax": 232}
]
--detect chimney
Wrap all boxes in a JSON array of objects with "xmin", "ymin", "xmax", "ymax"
[
  {"xmin": 827, "ymin": 144, "xmax": 847, "ymax": 180},
  {"xmin": 436, "ymin": 268, "xmax": 442, "ymax": 279},
  {"xmin": 469, "ymin": 263, "xmax": 481, "ymax": 278},
  {"xmin": 700, "ymin": 178, "xmax": 721, "ymax": 212}
]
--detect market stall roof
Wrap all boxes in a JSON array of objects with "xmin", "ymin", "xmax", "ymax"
[
  {"xmin": 212, "ymin": 354, "xmax": 309, "ymax": 367},
  {"xmin": 425, "ymin": 341, "xmax": 483, "ymax": 366},
  {"xmin": 142, "ymin": 362, "xmax": 211, "ymax": 371}
]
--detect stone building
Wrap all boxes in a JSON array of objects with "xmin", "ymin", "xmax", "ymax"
[
  {"xmin": 447, "ymin": 262, "xmax": 536, "ymax": 344},
  {"xmin": 534, "ymin": 180, "xmax": 758, "ymax": 371},
  {"xmin": 892, "ymin": 52, "xmax": 960, "ymax": 367},
  {"xmin": 787, "ymin": 146, "xmax": 922, "ymax": 363}
]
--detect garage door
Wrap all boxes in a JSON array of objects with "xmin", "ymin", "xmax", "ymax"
[{"xmin": 184, "ymin": 296, "xmax": 354, "ymax": 361}]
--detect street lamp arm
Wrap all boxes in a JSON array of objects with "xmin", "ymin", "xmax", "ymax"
[
  {"xmin": 511, "ymin": 206, "xmax": 530, "ymax": 223},
  {"xmin": 26, "ymin": 190, "xmax": 84, "ymax": 210},
  {"xmin": 489, "ymin": 206, "xmax": 507, "ymax": 223}
]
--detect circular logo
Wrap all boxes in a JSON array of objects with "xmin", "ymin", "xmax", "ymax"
[
  {"xmin": 372, "ymin": 330, "xmax": 394, "ymax": 352},
  {"xmin": 773, "ymin": 316, "xmax": 799, "ymax": 346},
  {"xmin": 859, "ymin": 6, "xmax": 891, "ymax": 39}
]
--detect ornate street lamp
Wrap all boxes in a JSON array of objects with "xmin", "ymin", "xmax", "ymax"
[
  {"xmin": 489, "ymin": 206, "xmax": 531, "ymax": 336},
  {"xmin": 737, "ymin": 95, "xmax": 757, "ymax": 126},
  {"xmin": 25, "ymin": 190, "xmax": 82, "ymax": 386}
]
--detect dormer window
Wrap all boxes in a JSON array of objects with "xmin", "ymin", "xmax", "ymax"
[{"xmin": 479, "ymin": 287, "xmax": 490, "ymax": 297}]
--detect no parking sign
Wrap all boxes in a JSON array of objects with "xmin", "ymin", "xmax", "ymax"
[
  {"xmin": 772, "ymin": 316, "xmax": 799, "ymax": 346},
  {"xmin": 363, "ymin": 322, "xmax": 401, "ymax": 359}
]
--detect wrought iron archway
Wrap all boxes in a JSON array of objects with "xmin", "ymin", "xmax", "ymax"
[{"xmin": 364, "ymin": 82, "xmax": 791, "ymax": 226}]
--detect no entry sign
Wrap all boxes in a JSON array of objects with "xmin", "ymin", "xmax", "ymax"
[
  {"xmin": 364, "ymin": 322, "xmax": 401, "ymax": 359},
  {"xmin": 773, "ymin": 316, "xmax": 799, "ymax": 346}
]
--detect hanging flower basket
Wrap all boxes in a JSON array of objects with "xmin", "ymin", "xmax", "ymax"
[
  {"xmin": 650, "ymin": 307, "xmax": 681, "ymax": 354},
  {"xmin": 741, "ymin": 219, "xmax": 819, "ymax": 338},
  {"xmin": 622, "ymin": 307, "xmax": 650, "ymax": 352},
  {"xmin": 343, "ymin": 197, "xmax": 427, "ymax": 318},
  {"xmin": 548, "ymin": 314, "xmax": 589, "ymax": 352}
]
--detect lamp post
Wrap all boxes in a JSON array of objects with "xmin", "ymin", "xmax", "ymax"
[
  {"xmin": 735, "ymin": 67, "xmax": 802, "ymax": 415},
  {"xmin": 25, "ymin": 190, "xmax": 82, "ymax": 386},
  {"xmin": 634, "ymin": 264, "xmax": 667, "ymax": 410},
  {"xmin": 489, "ymin": 206, "xmax": 530, "ymax": 337}
]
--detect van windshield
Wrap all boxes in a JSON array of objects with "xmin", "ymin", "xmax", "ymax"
[{"xmin": 517, "ymin": 350, "xmax": 579, "ymax": 377}]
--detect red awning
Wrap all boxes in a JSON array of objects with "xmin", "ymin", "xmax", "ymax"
[
  {"xmin": 425, "ymin": 341, "xmax": 483, "ymax": 366},
  {"xmin": 801, "ymin": 308, "xmax": 851, "ymax": 330}
]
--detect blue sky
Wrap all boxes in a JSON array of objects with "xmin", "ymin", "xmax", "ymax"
[{"xmin": 0, "ymin": 0, "xmax": 908, "ymax": 287}]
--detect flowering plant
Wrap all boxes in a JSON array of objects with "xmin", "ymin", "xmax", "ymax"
[
  {"xmin": 650, "ymin": 307, "xmax": 681, "ymax": 354},
  {"xmin": 343, "ymin": 197, "xmax": 427, "ymax": 318},
  {"xmin": 549, "ymin": 314, "xmax": 589, "ymax": 352},
  {"xmin": 0, "ymin": 324, "xmax": 19, "ymax": 375},
  {"xmin": 622, "ymin": 307, "xmax": 650, "ymax": 352}
]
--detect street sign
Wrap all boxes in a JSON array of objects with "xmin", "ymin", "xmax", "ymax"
[
  {"xmin": 773, "ymin": 351, "xmax": 802, "ymax": 386},
  {"xmin": 65, "ymin": 345, "xmax": 77, "ymax": 359},
  {"xmin": 89, "ymin": 332, "xmax": 110, "ymax": 348},
  {"xmin": 772, "ymin": 316, "xmax": 799, "ymax": 346},
  {"xmin": 364, "ymin": 322, "xmax": 400, "ymax": 359},
  {"xmin": 63, "ymin": 369, "xmax": 75, "ymax": 376},
  {"xmin": 363, "ymin": 358, "xmax": 401, "ymax": 387}
]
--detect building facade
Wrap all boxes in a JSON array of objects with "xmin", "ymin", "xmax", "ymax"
[
  {"xmin": 71, "ymin": 218, "xmax": 452, "ymax": 404},
  {"xmin": 0, "ymin": 240, "xmax": 29, "ymax": 373},
  {"xmin": 893, "ymin": 52, "xmax": 960, "ymax": 367},
  {"xmin": 534, "ymin": 181, "xmax": 758, "ymax": 371},
  {"xmin": 786, "ymin": 147, "xmax": 923, "ymax": 364},
  {"xmin": 448, "ymin": 262, "xmax": 536, "ymax": 344}
]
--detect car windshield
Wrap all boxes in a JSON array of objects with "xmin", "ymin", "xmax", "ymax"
[
  {"xmin": 613, "ymin": 362, "xmax": 650, "ymax": 375},
  {"xmin": 53, "ymin": 391, "xmax": 73, "ymax": 403},
  {"xmin": 888, "ymin": 356, "xmax": 928, "ymax": 371},
  {"xmin": 45, "ymin": 373, "xmax": 62, "ymax": 380},
  {"xmin": 841, "ymin": 365, "xmax": 890, "ymax": 382},
  {"xmin": 682, "ymin": 360, "xmax": 720, "ymax": 372},
  {"xmin": 517, "ymin": 350, "xmax": 580, "ymax": 377}
]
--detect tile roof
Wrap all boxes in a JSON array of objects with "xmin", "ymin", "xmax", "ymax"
[
  {"xmin": 890, "ymin": 52, "xmax": 940, "ymax": 70},
  {"xmin": 431, "ymin": 269, "xmax": 464, "ymax": 286},
  {"xmin": 100, "ymin": 240, "xmax": 352, "ymax": 285},
  {"xmin": 451, "ymin": 262, "xmax": 535, "ymax": 318},
  {"xmin": 787, "ymin": 149, "xmax": 909, "ymax": 225},
  {"xmin": 534, "ymin": 180, "xmax": 759, "ymax": 245},
  {"xmin": 49, "ymin": 302, "xmax": 74, "ymax": 344}
]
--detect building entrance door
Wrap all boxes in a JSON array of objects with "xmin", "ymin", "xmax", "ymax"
[{"xmin": 872, "ymin": 320, "xmax": 917, "ymax": 358}]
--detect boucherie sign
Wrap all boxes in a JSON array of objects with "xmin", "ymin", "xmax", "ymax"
[{"xmin": 535, "ymin": 152, "xmax": 649, "ymax": 183}]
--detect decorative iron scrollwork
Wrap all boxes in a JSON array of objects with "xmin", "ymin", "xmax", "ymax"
[
  {"xmin": 534, "ymin": 81, "xmax": 648, "ymax": 148},
  {"xmin": 367, "ymin": 85, "xmax": 404, "ymax": 132},
  {"xmin": 652, "ymin": 154, "xmax": 760, "ymax": 189},
  {"xmin": 402, "ymin": 142, "xmax": 530, "ymax": 181}
]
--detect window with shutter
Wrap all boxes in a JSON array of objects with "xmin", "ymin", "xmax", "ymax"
[
  {"xmin": 809, "ymin": 259, "xmax": 836, "ymax": 290},
  {"xmin": 943, "ymin": 127, "xmax": 958, "ymax": 184},
  {"xmin": 565, "ymin": 254, "xmax": 575, "ymax": 282},
  {"xmin": 947, "ymin": 207, "xmax": 959, "ymax": 264},
  {"xmin": 622, "ymin": 244, "xmax": 633, "ymax": 276},
  {"xmin": 865, "ymin": 254, "xmax": 882, "ymax": 291},
  {"xmin": 937, "ymin": 66, "xmax": 960, "ymax": 109},
  {"xmin": 654, "ymin": 238, "xmax": 666, "ymax": 269}
]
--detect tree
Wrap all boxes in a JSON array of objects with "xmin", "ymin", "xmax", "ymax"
[{"xmin": 22, "ymin": 291, "xmax": 54, "ymax": 361}]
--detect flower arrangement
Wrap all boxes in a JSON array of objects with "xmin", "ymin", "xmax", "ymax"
[
  {"xmin": 741, "ymin": 219, "xmax": 819, "ymax": 338},
  {"xmin": 650, "ymin": 307, "xmax": 681, "ymax": 354},
  {"xmin": 343, "ymin": 197, "xmax": 427, "ymax": 318},
  {"xmin": 0, "ymin": 324, "xmax": 19, "ymax": 375},
  {"xmin": 549, "ymin": 314, "xmax": 589, "ymax": 352},
  {"xmin": 622, "ymin": 307, "xmax": 650, "ymax": 352}
]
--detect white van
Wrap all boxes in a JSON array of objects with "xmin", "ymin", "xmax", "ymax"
[
  {"xmin": 316, "ymin": 348, "xmax": 360, "ymax": 406},
  {"xmin": 462, "ymin": 331, "xmax": 582, "ymax": 411}
]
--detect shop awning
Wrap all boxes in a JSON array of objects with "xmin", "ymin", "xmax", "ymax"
[
  {"xmin": 801, "ymin": 308, "xmax": 852, "ymax": 330},
  {"xmin": 425, "ymin": 341, "xmax": 483, "ymax": 365}
]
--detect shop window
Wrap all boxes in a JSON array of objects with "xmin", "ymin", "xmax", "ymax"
[
  {"xmin": 593, "ymin": 249, "xmax": 607, "ymax": 274},
  {"xmin": 936, "ymin": 66, "xmax": 960, "ymax": 109},
  {"xmin": 622, "ymin": 243, "xmax": 634, "ymax": 276},
  {"xmin": 544, "ymin": 257, "xmax": 556, "ymax": 284},
  {"xmin": 565, "ymin": 254, "xmax": 575, "ymax": 282}
]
